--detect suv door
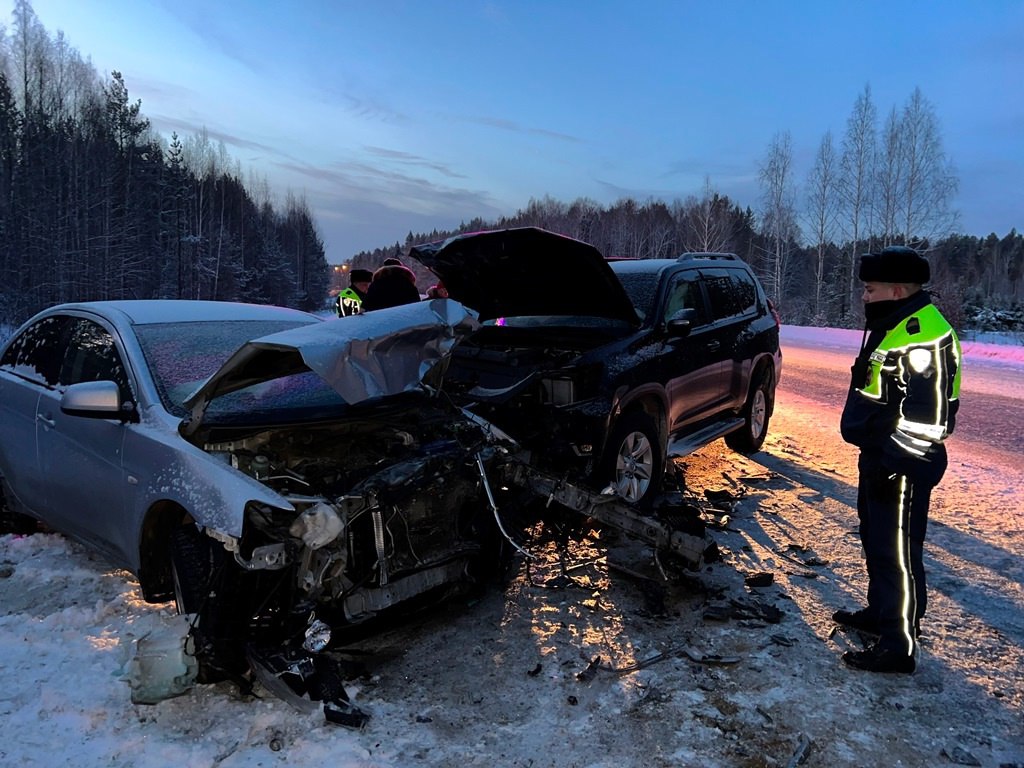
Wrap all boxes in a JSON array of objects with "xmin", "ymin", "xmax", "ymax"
[
  {"xmin": 661, "ymin": 268, "xmax": 725, "ymax": 432},
  {"xmin": 36, "ymin": 316, "xmax": 134, "ymax": 563},
  {"xmin": 698, "ymin": 266, "xmax": 762, "ymax": 409}
]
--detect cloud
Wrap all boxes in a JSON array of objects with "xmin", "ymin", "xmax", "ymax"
[
  {"xmin": 148, "ymin": 115, "xmax": 284, "ymax": 155},
  {"xmin": 157, "ymin": 1, "xmax": 268, "ymax": 76},
  {"xmin": 363, "ymin": 146, "xmax": 466, "ymax": 179},
  {"xmin": 461, "ymin": 115, "xmax": 581, "ymax": 143},
  {"xmin": 274, "ymin": 156, "xmax": 499, "ymax": 218},
  {"xmin": 337, "ymin": 93, "xmax": 412, "ymax": 125}
]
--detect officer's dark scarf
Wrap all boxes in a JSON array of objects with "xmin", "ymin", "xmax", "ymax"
[{"xmin": 851, "ymin": 290, "xmax": 933, "ymax": 386}]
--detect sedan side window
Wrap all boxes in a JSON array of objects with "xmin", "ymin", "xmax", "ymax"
[
  {"xmin": 0, "ymin": 315, "xmax": 71, "ymax": 386},
  {"xmin": 58, "ymin": 319, "xmax": 132, "ymax": 401}
]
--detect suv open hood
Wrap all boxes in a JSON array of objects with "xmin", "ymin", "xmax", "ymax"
[
  {"xmin": 409, "ymin": 227, "xmax": 640, "ymax": 324},
  {"xmin": 181, "ymin": 299, "xmax": 479, "ymax": 435}
]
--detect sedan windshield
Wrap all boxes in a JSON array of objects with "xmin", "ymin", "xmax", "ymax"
[{"xmin": 135, "ymin": 320, "xmax": 317, "ymax": 417}]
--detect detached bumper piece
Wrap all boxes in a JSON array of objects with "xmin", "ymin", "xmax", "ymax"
[
  {"xmin": 505, "ymin": 463, "xmax": 709, "ymax": 570},
  {"xmin": 247, "ymin": 644, "xmax": 370, "ymax": 728}
]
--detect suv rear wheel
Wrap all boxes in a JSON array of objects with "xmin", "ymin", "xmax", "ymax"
[
  {"xmin": 600, "ymin": 410, "xmax": 663, "ymax": 507},
  {"xmin": 725, "ymin": 369, "xmax": 772, "ymax": 453}
]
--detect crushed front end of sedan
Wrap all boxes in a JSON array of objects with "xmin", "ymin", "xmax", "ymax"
[{"xmin": 163, "ymin": 300, "xmax": 519, "ymax": 721}]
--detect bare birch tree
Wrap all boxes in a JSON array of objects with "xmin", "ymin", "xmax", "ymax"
[
  {"xmin": 758, "ymin": 131, "xmax": 798, "ymax": 304},
  {"xmin": 681, "ymin": 176, "xmax": 735, "ymax": 253},
  {"xmin": 898, "ymin": 87, "xmax": 959, "ymax": 244},
  {"xmin": 876, "ymin": 106, "xmax": 903, "ymax": 245},
  {"xmin": 838, "ymin": 84, "xmax": 877, "ymax": 320},
  {"xmin": 804, "ymin": 131, "xmax": 841, "ymax": 322}
]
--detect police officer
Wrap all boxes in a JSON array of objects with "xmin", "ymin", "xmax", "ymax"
[
  {"xmin": 336, "ymin": 268, "xmax": 373, "ymax": 317},
  {"xmin": 835, "ymin": 246, "xmax": 962, "ymax": 674}
]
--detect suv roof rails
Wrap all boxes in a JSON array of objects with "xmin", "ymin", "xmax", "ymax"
[{"xmin": 677, "ymin": 252, "xmax": 739, "ymax": 262}]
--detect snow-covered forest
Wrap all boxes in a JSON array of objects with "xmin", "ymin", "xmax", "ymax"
[{"xmin": 0, "ymin": 3, "xmax": 329, "ymax": 327}]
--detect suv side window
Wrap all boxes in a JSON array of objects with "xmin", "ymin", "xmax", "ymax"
[
  {"xmin": 663, "ymin": 272, "xmax": 708, "ymax": 325},
  {"xmin": 0, "ymin": 315, "xmax": 72, "ymax": 386},
  {"xmin": 702, "ymin": 269, "xmax": 757, "ymax": 321},
  {"xmin": 58, "ymin": 318, "xmax": 132, "ymax": 400}
]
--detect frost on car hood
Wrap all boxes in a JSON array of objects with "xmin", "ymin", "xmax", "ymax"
[
  {"xmin": 409, "ymin": 227, "xmax": 641, "ymax": 325},
  {"xmin": 181, "ymin": 299, "xmax": 480, "ymax": 434}
]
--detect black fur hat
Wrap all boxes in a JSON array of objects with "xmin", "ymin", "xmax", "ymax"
[
  {"xmin": 349, "ymin": 268, "xmax": 373, "ymax": 284},
  {"xmin": 859, "ymin": 246, "xmax": 930, "ymax": 284}
]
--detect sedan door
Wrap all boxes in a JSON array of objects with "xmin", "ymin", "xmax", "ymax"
[
  {"xmin": 0, "ymin": 315, "xmax": 72, "ymax": 515},
  {"xmin": 35, "ymin": 317, "xmax": 134, "ymax": 566}
]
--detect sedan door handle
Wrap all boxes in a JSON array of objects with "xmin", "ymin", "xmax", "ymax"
[
  {"xmin": 38, "ymin": 413, "xmax": 55, "ymax": 428},
  {"xmin": 706, "ymin": 341, "xmax": 720, "ymax": 351}
]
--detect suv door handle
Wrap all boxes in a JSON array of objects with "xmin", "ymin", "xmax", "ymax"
[
  {"xmin": 38, "ymin": 413, "xmax": 55, "ymax": 428},
  {"xmin": 706, "ymin": 341, "xmax": 720, "ymax": 351}
]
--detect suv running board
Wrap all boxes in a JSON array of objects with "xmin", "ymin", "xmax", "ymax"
[{"xmin": 667, "ymin": 417, "xmax": 745, "ymax": 458}]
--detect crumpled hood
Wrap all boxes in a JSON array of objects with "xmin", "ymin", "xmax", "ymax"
[
  {"xmin": 181, "ymin": 299, "xmax": 480, "ymax": 435},
  {"xmin": 409, "ymin": 227, "xmax": 640, "ymax": 324}
]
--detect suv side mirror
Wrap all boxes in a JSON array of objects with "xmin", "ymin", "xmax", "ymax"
[{"xmin": 665, "ymin": 308, "xmax": 697, "ymax": 337}]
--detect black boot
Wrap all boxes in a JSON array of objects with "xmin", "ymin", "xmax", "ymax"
[
  {"xmin": 833, "ymin": 607, "xmax": 921, "ymax": 638},
  {"xmin": 842, "ymin": 643, "xmax": 915, "ymax": 674},
  {"xmin": 832, "ymin": 607, "xmax": 879, "ymax": 635}
]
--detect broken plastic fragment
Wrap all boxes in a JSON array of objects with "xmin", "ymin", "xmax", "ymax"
[
  {"xmin": 324, "ymin": 699, "xmax": 370, "ymax": 729},
  {"xmin": 124, "ymin": 614, "xmax": 198, "ymax": 704},
  {"xmin": 303, "ymin": 618, "xmax": 332, "ymax": 653},
  {"xmin": 289, "ymin": 502, "xmax": 345, "ymax": 549}
]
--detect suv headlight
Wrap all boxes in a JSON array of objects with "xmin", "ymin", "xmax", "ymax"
[
  {"xmin": 541, "ymin": 376, "xmax": 576, "ymax": 405},
  {"xmin": 540, "ymin": 364, "xmax": 602, "ymax": 406}
]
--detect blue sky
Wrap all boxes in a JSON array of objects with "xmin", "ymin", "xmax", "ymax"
[{"xmin": 4, "ymin": 0, "xmax": 1022, "ymax": 262}]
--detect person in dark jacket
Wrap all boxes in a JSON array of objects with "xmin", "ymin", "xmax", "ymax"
[
  {"xmin": 360, "ymin": 261, "xmax": 421, "ymax": 311},
  {"xmin": 835, "ymin": 246, "xmax": 962, "ymax": 674},
  {"xmin": 335, "ymin": 268, "xmax": 373, "ymax": 317}
]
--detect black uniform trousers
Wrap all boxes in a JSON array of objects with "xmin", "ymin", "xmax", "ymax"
[{"xmin": 857, "ymin": 453, "xmax": 931, "ymax": 657}]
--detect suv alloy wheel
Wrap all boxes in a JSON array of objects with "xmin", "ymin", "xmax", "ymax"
[{"xmin": 600, "ymin": 410, "xmax": 664, "ymax": 507}]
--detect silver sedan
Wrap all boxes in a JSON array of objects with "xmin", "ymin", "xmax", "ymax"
[{"xmin": 0, "ymin": 300, "xmax": 322, "ymax": 597}]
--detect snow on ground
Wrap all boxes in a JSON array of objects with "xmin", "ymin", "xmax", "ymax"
[{"xmin": 1, "ymin": 327, "xmax": 1022, "ymax": 767}]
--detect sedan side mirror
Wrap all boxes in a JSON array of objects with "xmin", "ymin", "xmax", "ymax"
[{"xmin": 61, "ymin": 380, "xmax": 138, "ymax": 422}]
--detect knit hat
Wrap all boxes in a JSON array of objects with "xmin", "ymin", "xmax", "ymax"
[
  {"xmin": 349, "ymin": 268, "xmax": 373, "ymax": 284},
  {"xmin": 858, "ymin": 246, "xmax": 930, "ymax": 284}
]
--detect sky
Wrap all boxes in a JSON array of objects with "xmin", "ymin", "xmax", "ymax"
[{"xmin": 2, "ymin": 0, "xmax": 1022, "ymax": 263}]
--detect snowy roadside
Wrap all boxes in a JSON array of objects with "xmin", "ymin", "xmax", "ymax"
[{"xmin": 2, "ymin": 433, "xmax": 1022, "ymax": 767}]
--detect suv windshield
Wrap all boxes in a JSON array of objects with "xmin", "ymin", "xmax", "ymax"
[
  {"xmin": 609, "ymin": 267, "xmax": 662, "ymax": 322},
  {"xmin": 135, "ymin": 320, "xmax": 320, "ymax": 416}
]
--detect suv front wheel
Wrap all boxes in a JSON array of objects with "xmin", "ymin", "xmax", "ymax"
[
  {"xmin": 725, "ymin": 369, "xmax": 772, "ymax": 454},
  {"xmin": 600, "ymin": 410, "xmax": 664, "ymax": 507}
]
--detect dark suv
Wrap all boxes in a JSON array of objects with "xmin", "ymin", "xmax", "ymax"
[{"xmin": 411, "ymin": 227, "xmax": 782, "ymax": 506}]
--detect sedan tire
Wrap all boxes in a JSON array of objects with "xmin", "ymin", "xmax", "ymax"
[
  {"xmin": 0, "ymin": 477, "xmax": 38, "ymax": 535},
  {"xmin": 170, "ymin": 525, "xmax": 245, "ymax": 683}
]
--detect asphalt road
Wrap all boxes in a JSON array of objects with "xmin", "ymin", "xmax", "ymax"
[{"xmin": 779, "ymin": 331, "xmax": 1024, "ymax": 459}]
